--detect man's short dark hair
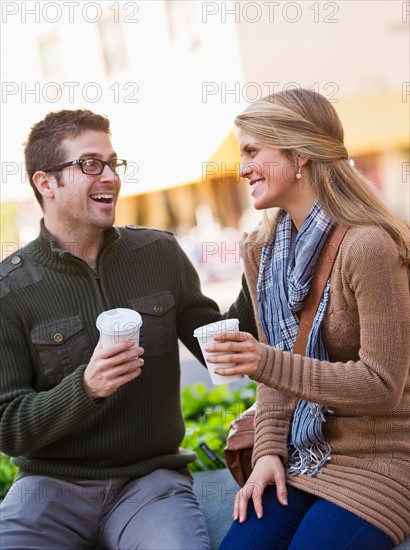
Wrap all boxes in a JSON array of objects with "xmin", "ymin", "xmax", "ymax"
[{"xmin": 24, "ymin": 109, "xmax": 111, "ymax": 207}]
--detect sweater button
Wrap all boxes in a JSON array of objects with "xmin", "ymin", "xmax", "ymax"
[
  {"xmin": 11, "ymin": 256, "xmax": 21, "ymax": 265},
  {"xmin": 154, "ymin": 304, "xmax": 163, "ymax": 314},
  {"xmin": 53, "ymin": 332, "xmax": 64, "ymax": 343}
]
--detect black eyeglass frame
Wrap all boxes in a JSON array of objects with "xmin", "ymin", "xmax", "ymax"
[{"xmin": 43, "ymin": 158, "xmax": 128, "ymax": 176}]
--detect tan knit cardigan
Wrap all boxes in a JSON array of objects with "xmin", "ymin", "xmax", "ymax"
[{"xmin": 241, "ymin": 224, "xmax": 410, "ymax": 545}]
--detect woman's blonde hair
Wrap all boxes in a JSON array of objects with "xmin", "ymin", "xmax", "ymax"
[{"xmin": 235, "ymin": 88, "xmax": 409, "ymax": 264}]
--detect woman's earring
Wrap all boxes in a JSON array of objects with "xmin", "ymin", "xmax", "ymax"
[{"xmin": 296, "ymin": 167, "xmax": 302, "ymax": 180}]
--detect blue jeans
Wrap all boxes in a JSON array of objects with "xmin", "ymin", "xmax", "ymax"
[{"xmin": 219, "ymin": 485, "xmax": 394, "ymax": 550}]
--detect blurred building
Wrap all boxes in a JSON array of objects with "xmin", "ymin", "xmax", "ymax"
[{"xmin": 1, "ymin": 0, "xmax": 409, "ymax": 267}]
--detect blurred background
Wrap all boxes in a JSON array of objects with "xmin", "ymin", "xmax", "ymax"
[{"xmin": 1, "ymin": 1, "xmax": 409, "ymax": 386}]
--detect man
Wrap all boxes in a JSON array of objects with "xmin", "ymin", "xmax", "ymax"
[{"xmin": 0, "ymin": 109, "xmax": 256, "ymax": 549}]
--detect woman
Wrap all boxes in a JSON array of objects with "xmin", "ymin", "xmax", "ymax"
[{"xmin": 205, "ymin": 89, "xmax": 409, "ymax": 549}]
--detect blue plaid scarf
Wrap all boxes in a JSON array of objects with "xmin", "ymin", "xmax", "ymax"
[{"xmin": 258, "ymin": 200, "xmax": 333, "ymax": 476}]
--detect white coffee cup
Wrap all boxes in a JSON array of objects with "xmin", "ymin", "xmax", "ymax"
[
  {"xmin": 96, "ymin": 308, "xmax": 143, "ymax": 348},
  {"xmin": 193, "ymin": 319, "xmax": 243, "ymax": 385}
]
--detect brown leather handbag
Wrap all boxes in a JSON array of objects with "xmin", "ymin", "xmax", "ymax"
[{"xmin": 224, "ymin": 226, "xmax": 348, "ymax": 487}]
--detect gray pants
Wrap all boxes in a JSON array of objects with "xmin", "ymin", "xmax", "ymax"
[{"xmin": 0, "ymin": 468, "xmax": 211, "ymax": 550}]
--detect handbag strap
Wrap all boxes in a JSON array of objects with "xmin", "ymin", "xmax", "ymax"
[{"xmin": 293, "ymin": 225, "xmax": 348, "ymax": 355}]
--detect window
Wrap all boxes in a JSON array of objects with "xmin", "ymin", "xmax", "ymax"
[
  {"xmin": 38, "ymin": 33, "xmax": 63, "ymax": 81},
  {"xmin": 97, "ymin": 17, "xmax": 128, "ymax": 76},
  {"xmin": 165, "ymin": 0, "xmax": 201, "ymax": 51}
]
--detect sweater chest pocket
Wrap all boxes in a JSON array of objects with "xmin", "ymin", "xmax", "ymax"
[
  {"xmin": 130, "ymin": 291, "xmax": 176, "ymax": 356},
  {"xmin": 31, "ymin": 316, "xmax": 91, "ymax": 386}
]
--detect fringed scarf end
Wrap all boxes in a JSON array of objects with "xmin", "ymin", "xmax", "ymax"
[{"xmin": 287, "ymin": 442, "xmax": 332, "ymax": 477}]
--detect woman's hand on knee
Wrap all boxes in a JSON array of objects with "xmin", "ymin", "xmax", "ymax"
[{"xmin": 234, "ymin": 455, "xmax": 288, "ymax": 523}]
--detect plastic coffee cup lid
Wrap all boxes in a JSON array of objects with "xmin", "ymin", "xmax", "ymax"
[
  {"xmin": 96, "ymin": 308, "xmax": 143, "ymax": 333},
  {"xmin": 193, "ymin": 318, "xmax": 239, "ymax": 337}
]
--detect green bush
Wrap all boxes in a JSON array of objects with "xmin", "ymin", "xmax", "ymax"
[
  {"xmin": 180, "ymin": 381, "xmax": 256, "ymax": 472},
  {"xmin": 0, "ymin": 381, "xmax": 256, "ymax": 496},
  {"xmin": 0, "ymin": 452, "xmax": 18, "ymax": 498}
]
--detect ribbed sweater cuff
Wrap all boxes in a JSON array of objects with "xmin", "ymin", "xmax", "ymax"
[
  {"xmin": 252, "ymin": 423, "xmax": 289, "ymax": 466},
  {"xmin": 253, "ymin": 344, "xmax": 279, "ymax": 386},
  {"xmin": 253, "ymin": 345, "xmax": 311, "ymax": 399}
]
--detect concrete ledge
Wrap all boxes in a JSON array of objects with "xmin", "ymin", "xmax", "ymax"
[
  {"xmin": 193, "ymin": 469, "xmax": 239, "ymax": 549},
  {"xmin": 192, "ymin": 469, "xmax": 410, "ymax": 550}
]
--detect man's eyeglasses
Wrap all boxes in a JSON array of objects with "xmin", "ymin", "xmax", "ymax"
[{"xmin": 44, "ymin": 158, "xmax": 128, "ymax": 176}]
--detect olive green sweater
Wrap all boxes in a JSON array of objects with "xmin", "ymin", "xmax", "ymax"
[
  {"xmin": 0, "ymin": 221, "xmax": 256, "ymax": 481},
  {"xmin": 241, "ymin": 225, "xmax": 410, "ymax": 545}
]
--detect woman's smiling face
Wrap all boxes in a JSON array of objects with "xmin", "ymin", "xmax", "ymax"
[{"xmin": 238, "ymin": 129, "xmax": 300, "ymax": 212}]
